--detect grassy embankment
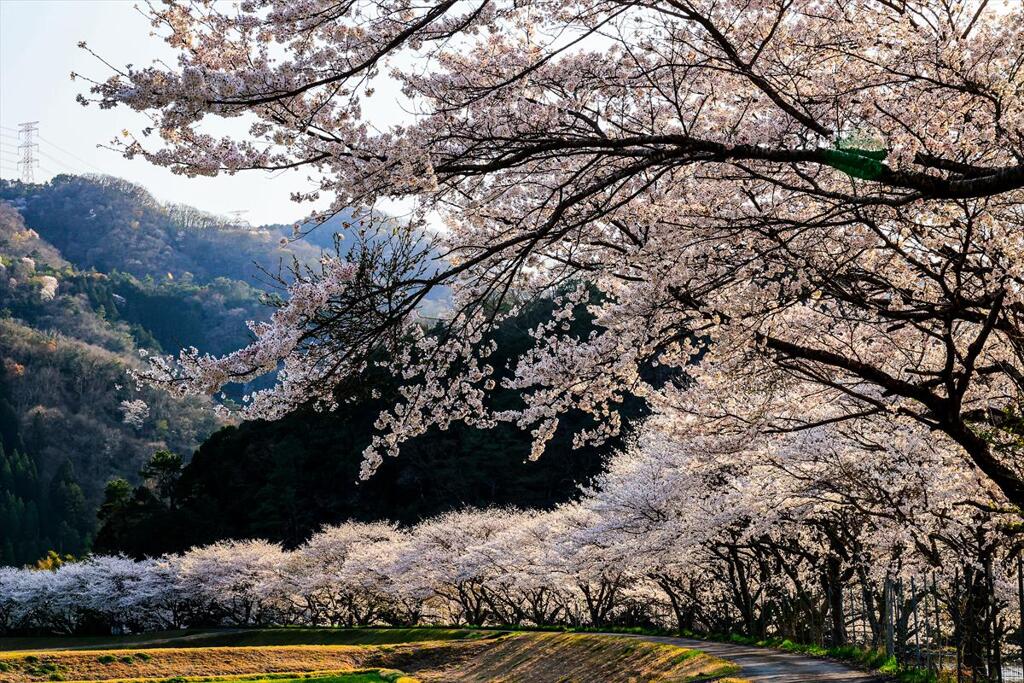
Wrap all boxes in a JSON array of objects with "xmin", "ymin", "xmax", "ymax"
[
  {"xmin": 0, "ymin": 629, "xmax": 747, "ymax": 683},
  {"xmin": 166, "ymin": 674, "xmax": 414, "ymax": 683}
]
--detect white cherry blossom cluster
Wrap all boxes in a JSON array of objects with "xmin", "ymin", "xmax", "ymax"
[{"xmin": 84, "ymin": 2, "xmax": 1024, "ymax": 516}]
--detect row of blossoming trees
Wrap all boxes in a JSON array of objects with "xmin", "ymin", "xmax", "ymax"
[{"xmin": 1, "ymin": 420, "xmax": 1016, "ymax": 671}]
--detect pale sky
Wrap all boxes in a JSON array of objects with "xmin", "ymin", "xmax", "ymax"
[{"xmin": 0, "ymin": 0, "xmax": 407, "ymax": 224}]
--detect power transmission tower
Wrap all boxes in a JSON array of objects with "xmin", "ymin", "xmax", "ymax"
[
  {"xmin": 17, "ymin": 121, "xmax": 39, "ymax": 183},
  {"xmin": 228, "ymin": 209, "xmax": 251, "ymax": 228}
]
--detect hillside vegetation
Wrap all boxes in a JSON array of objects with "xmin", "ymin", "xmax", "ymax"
[
  {"xmin": 0, "ymin": 318, "xmax": 217, "ymax": 564},
  {"xmin": 0, "ymin": 174, "xmax": 643, "ymax": 565},
  {"xmin": 0, "ymin": 177, "xmax": 285, "ymax": 564}
]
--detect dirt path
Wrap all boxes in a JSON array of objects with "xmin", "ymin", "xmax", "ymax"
[{"xmin": 608, "ymin": 634, "xmax": 887, "ymax": 682}]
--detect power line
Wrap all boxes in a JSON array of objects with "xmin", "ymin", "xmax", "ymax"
[
  {"xmin": 37, "ymin": 134, "xmax": 110, "ymax": 175},
  {"xmin": 2, "ymin": 124, "xmax": 113, "ymax": 178},
  {"xmin": 36, "ymin": 148, "xmax": 78, "ymax": 174}
]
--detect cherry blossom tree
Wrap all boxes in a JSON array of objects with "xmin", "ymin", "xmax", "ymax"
[
  {"xmin": 176, "ymin": 539, "xmax": 289, "ymax": 626},
  {"xmin": 289, "ymin": 521, "xmax": 405, "ymax": 626},
  {"xmin": 395, "ymin": 508, "xmax": 519, "ymax": 625},
  {"xmin": 471, "ymin": 510, "xmax": 571, "ymax": 626},
  {"xmin": 80, "ymin": 0, "xmax": 1024, "ymax": 513},
  {"xmin": 0, "ymin": 566, "xmax": 30, "ymax": 633}
]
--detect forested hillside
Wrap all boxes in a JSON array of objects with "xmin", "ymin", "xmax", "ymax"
[
  {"xmin": 0, "ymin": 177, "xmax": 287, "ymax": 565},
  {"xmin": 0, "ymin": 174, "xmax": 628, "ymax": 565}
]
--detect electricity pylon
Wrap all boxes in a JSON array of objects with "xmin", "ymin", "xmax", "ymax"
[{"xmin": 18, "ymin": 121, "xmax": 39, "ymax": 183}]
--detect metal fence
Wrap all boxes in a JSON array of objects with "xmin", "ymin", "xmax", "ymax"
[{"xmin": 827, "ymin": 561, "xmax": 1024, "ymax": 683}]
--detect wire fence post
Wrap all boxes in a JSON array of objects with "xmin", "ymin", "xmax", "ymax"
[
  {"xmin": 885, "ymin": 575, "xmax": 895, "ymax": 659},
  {"xmin": 1018, "ymin": 554, "xmax": 1024, "ymax": 683},
  {"xmin": 913, "ymin": 577, "xmax": 921, "ymax": 669},
  {"xmin": 935, "ymin": 572, "xmax": 945, "ymax": 678},
  {"xmin": 956, "ymin": 568, "xmax": 963, "ymax": 683}
]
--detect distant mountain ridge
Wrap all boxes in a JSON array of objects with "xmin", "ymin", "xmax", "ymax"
[
  {"xmin": 0, "ymin": 174, "xmax": 327, "ymax": 566},
  {"xmin": 1, "ymin": 175, "xmax": 324, "ymax": 289}
]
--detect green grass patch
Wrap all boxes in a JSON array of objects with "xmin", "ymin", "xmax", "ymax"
[{"xmin": 672, "ymin": 649, "xmax": 701, "ymax": 663}]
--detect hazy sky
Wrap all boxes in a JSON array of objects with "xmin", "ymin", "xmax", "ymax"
[{"xmin": 0, "ymin": 0, "xmax": 385, "ymax": 224}]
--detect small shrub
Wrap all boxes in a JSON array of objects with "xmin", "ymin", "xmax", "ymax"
[
  {"xmin": 97, "ymin": 655, "xmax": 117, "ymax": 664},
  {"xmin": 48, "ymin": 674, "xmax": 65, "ymax": 681},
  {"xmin": 135, "ymin": 652, "xmax": 152, "ymax": 661},
  {"xmin": 672, "ymin": 650, "xmax": 700, "ymax": 663},
  {"xmin": 878, "ymin": 655, "xmax": 900, "ymax": 673},
  {"xmin": 24, "ymin": 655, "xmax": 39, "ymax": 664},
  {"xmin": 119, "ymin": 655, "xmax": 135, "ymax": 664}
]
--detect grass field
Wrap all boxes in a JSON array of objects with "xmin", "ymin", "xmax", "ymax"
[
  {"xmin": 0, "ymin": 632, "xmax": 223, "ymax": 653},
  {"xmin": 0, "ymin": 629, "xmax": 747, "ymax": 683}
]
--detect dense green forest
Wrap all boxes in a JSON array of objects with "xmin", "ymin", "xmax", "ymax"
[{"xmin": 0, "ymin": 375, "xmax": 92, "ymax": 565}]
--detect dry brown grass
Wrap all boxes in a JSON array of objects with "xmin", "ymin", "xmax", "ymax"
[
  {"xmin": 0, "ymin": 642, "xmax": 482, "ymax": 683},
  {"xmin": 417, "ymin": 633, "xmax": 747, "ymax": 683},
  {"xmin": 0, "ymin": 633, "xmax": 746, "ymax": 683}
]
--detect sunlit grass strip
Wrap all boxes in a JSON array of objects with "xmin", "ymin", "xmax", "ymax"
[
  {"xmin": 0, "ymin": 644, "xmax": 442, "ymax": 683},
  {"xmin": 444, "ymin": 632, "xmax": 747, "ymax": 682}
]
